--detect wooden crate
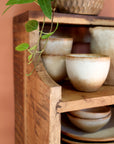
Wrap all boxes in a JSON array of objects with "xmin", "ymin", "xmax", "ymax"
[{"xmin": 13, "ymin": 11, "xmax": 114, "ymax": 144}]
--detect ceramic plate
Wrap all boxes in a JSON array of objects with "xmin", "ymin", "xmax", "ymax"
[
  {"xmin": 61, "ymin": 137, "xmax": 114, "ymax": 144},
  {"xmin": 62, "ymin": 107, "xmax": 114, "ymax": 142}
]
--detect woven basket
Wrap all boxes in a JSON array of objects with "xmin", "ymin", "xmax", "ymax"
[{"xmin": 54, "ymin": 0, "xmax": 104, "ymax": 15}]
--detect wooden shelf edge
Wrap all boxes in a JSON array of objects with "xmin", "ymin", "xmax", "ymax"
[
  {"xmin": 56, "ymin": 82, "xmax": 114, "ymax": 113},
  {"xmin": 57, "ymin": 95, "xmax": 114, "ymax": 113},
  {"xmin": 29, "ymin": 11, "xmax": 114, "ymax": 26},
  {"xmin": 13, "ymin": 11, "xmax": 114, "ymax": 26}
]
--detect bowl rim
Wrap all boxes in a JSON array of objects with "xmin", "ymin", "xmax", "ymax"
[
  {"xmin": 69, "ymin": 106, "xmax": 111, "ymax": 119},
  {"xmin": 90, "ymin": 27, "xmax": 114, "ymax": 31},
  {"xmin": 66, "ymin": 54, "xmax": 110, "ymax": 60},
  {"xmin": 42, "ymin": 54, "xmax": 66, "ymax": 57},
  {"xmin": 67, "ymin": 112, "xmax": 111, "ymax": 121},
  {"xmin": 40, "ymin": 37, "xmax": 73, "ymax": 41}
]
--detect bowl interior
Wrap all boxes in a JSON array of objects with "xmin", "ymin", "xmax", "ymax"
[{"xmin": 79, "ymin": 106, "xmax": 111, "ymax": 114}]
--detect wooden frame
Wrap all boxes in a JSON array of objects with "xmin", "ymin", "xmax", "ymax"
[{"xmin": 13, "ymin": 11, "xmax": 114, "ymax": 144}]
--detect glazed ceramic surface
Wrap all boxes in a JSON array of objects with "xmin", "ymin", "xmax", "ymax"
[
  {"xmin": 61, "ymin": 137, "xmax": 114, "ymax": 144},
  {"xmin": 66, "ymin": 54, "xmax": 110, "ymax": 92},
  {"xmin": 67, "ymin": 113, "xmax": 111, "ymax": 133},
  {"xmin": 70, "ymin": 106, "xmax": 111, "ymax": 119},
  {"xmin": 90, "ymin": 27, "xmax": 114, "ymax": 85},
  {"xmin": 42, "ymin": 54, "xmax": 67, "ymax": 82},
  {"xmin": 61, "ymin": 107, "xmax": 114, "ymax": 142},
  {"xmin": 40, "ymin": 37, "xmax": 73, "ymax": 55}
]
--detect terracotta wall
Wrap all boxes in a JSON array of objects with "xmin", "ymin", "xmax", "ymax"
[{"xmin": 0, "ymin": 0, "xmax": 113, "ymax": 144}]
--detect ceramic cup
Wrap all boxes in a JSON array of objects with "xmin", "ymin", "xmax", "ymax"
[
  {"xmin": 42, "ymin": 54, "xmax": 67, "ymax": 82},
  {"xmin": 40, "ymin": 37, "xmax": 73, "ymax": 55},
  {"xmin": 66, "ymin": 54, "xmax": 110, "ymax": 92}
]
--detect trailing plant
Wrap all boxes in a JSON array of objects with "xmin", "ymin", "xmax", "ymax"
[{"xmin": 3, "ymin": 0, "xmax": 58, "ymax": 75}]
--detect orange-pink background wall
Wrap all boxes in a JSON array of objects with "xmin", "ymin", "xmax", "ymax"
[{"xmin": 0, "ymin": 0, "xmax": 114, "ymax": 144}]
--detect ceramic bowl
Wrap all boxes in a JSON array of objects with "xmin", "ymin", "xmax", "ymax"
[
  {"xmin": 70, "ymin": 106, "xmax": 111, "ymax": 119},
  {"xmin": 90, "ymin": 27, "xmax": 114, "ymax": 85},
  {"xmin": 67, "ymin": 113, "xmax": 111, "ymax": 133},
  {"xmin": 40, "ymin": 37, "xmax": 73, "ymax": 55},
  {"xmin": 66, "ymin": 54, "xmax": 110, "ymax": 92},
  {"xmin": 42, "ymin": 54, "xmax": 67, "ymax": 82}
]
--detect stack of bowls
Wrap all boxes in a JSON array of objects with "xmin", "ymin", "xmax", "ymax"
[
  {"xmin": 67, "ymin": 106, "xmax": 111, "ymax": 133},
  {"xmin": 41, "ymin": 37, "xmax": 73, "ymax": 82}
]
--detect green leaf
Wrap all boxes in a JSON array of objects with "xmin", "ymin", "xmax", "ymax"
[
  {"xmin": 29, "ymin": 45, "xmax": 37, "ymax": 51},
  {"xmin": 15, "ymin": 43, "xmax": 29, "ymax": 51},
  {"xmin": 37, "ymin": 0, "xmax": 52, "ymax": 19},
  {"xmin": 6, "ymin": 0, "xmax": 34, "ymax": 5},
  {"xmin": 41, "ymin": 23, "xmax": 59, "ymax": 39},
  {"xmin": 28, "ymin": 54, "xmax": 33, "ymax": 61},
  {"xmin": 25, "ymin": 20, "xmax": 38, "ymax": 32},
  {"xmin": 2, "ymin": 5, "xmax": 13, "ymax": 15}
]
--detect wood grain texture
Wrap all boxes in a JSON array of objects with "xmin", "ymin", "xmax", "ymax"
[
  {"xmin": 14, "ymin": 12, "xmax": 61, "ymax": 144},
  {"xmin": 57, "ymin": 81, "xmax": 114, "ymax": 113},
  {"xmin": 14, "ymin": 11, "xmax": 114, "ymax": 144},
  {"xmin": 29, "ymin": 11, "xmax": 114, "ymax": 26},
  {"xmin": 14, "ymin": 15, "xmax": 29, "ymax": 144}
]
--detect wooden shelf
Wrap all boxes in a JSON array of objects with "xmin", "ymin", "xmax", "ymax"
[
  {"xmin": 13, "ymin": 11, "xmax": 114, "ymax": 144},
  {"xmin": 57, "ymin": 81, "xmax": 114, "ymax": 113},
  {"xmin": 16, "ymin": 11, "xmax": 114, "ymax": 26}
]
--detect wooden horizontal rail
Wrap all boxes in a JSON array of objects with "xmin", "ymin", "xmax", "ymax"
[
  {"xmin": 29, "ymin": 11, "xmax": 114, "ymax": 26},
  {"xmin": 14, "ymin": 11, "xmax": 114, "ymax": 26},
  {"xmin": 57, "ymin": 81, "xmax": 114, "ymax": 113}
]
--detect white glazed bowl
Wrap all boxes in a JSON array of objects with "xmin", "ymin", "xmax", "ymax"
[
  {"xmin": 42, "ymin": 54, "xmax": 67, "ymax": 82},
  {"xmin": 66, "ymin": 54, "xmax": 110, "ymax": 92},
  {"xmin": 40, "ymin": 37, "xmax": 73, "ymax": 55},
  {"xmin": 70, "ymin": 106, "xmax": 111, "ymax": 119},
  {"xmin": 90, "ymin": 27, "xmax": 114, "ymax": 85},
  {"xmin": 67, "ymin": 113, "xmax": 111, "ymax": 133}
]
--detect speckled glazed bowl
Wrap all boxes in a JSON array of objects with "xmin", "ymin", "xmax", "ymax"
[
  {"xmin": 66, "ymin": 54, "xmax": 110, "ymax": 92},
  {"xmin": 42, "ymin": 54, "xmax": 67, "ymax": 82},
  {"xmin": 40, "ymin": 37, "xmax": 73, "ymax": 55},
  {"xmin": 70, "ymin": 106, "xmax": 111, "ymax": 119},
  {"xmin": 90, "ymin": 27, "xmax": 114, "ymax": 85},
  {"xmin": 67, "ymin": 113, "xmax": 111, "ymax": 133}
]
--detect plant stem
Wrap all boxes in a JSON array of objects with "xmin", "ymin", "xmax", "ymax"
[
  {"xmin": 33, "ymin": 15, "xmax": 46, "ymax": 61},
  {"xmin": 41, "ymin": 9, "xmax": 55, "ymax": 53},
  {"xmin": 27, "ymin": 9, "xmax": 56, "ymax": 76},
  {"xmin": 34, "ymin": 1, "xmax": 39, "ymax": 6},
  {"xmin": 27, "ymin": 15, "xmax": 46, "ymax": 75}
]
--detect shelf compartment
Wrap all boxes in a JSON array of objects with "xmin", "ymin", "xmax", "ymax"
[
  {"xmin": 13, "ymin": 11, "xmax": 114, "ymax": 144},
  {"xmin": 57, "ymin": 81, "xmax": 114, "ymax": 113}
]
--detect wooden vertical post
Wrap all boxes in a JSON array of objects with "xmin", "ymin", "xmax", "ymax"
[{"xmin": 13, "ymin": 12, "xmax": 61, "ymax": 144}]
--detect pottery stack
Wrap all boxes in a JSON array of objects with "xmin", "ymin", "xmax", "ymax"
[
  {"xmin": 67, "ymin": 106, "xmax": 111, "ymax": 133},
  {"xmin": 40, "ymin": 37, "xmax": 73, "ymax": 82}
]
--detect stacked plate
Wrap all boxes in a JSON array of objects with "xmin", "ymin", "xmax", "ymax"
[{"xmin": 61, "ymin": 107, "xmax": 114, "ymax": 144}]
